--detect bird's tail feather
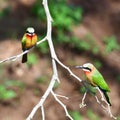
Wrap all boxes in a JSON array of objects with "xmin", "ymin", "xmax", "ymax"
[
  {"xmin": 22, "ymin": 53, "xmax": 27, "ymax": 63},
  {"xmin": 103, "ymin": 91, "xmax": 111, "ymax": 106}
]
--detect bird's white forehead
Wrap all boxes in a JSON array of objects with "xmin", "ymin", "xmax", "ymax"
[
  {"xmin": 83, "ymin": 63, "xmax": 93, "ymax": 68},
  {"xmin": 27, "ymin": 27, "xmax": 35, "ymax": 33}
]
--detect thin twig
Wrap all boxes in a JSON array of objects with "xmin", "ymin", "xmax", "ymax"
[
  {"xmin": 0, "ymin": 37, "xmax": 46, "ymax": 64},
  {"xmin": 0, "ymin": 0, "xmax": 116, "ymax": 119},
  {"xmin": 51, "ymin": 90, "xmax": 73, "ymax": 120},
  {"xmin": 79, "ymin": 92, "xmax": 87, "ymax": 108},
  {"xmin": 54, "ymin": 57, "xmax": 82, "ymax": 82},
  {"xmin": 96, "ymin": 87, "xmax": 117, "ymax": 119},
  {"xmin": 55, "ymin": 93, "xmax": 69, "ymax": 99}
]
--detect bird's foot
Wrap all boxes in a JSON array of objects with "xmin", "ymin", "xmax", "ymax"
[{"xmin": 79, "ymin": 102, "xmax": 86, "ymax": 108}]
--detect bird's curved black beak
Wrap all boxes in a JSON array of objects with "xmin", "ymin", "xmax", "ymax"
[{"xmin": 71, "ymin": 66, "xmax": 83, "ymax": 69}]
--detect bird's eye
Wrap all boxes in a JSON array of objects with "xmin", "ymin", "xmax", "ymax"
[
  {"xmin": 26, "ymin": 31, "xmax": 29, "ymax": 33},
  {"xmin": 84, "ymin": 67, "xmax": 91, "ymax": 71}
]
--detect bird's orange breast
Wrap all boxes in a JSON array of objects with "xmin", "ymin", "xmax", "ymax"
[
  {"xmin": 84, "ymin": 71, "xmax": 97, "ymax": 87},
  {"xmin": 26, "ymin": 34, "xmax": 37, "ymax": 48}
]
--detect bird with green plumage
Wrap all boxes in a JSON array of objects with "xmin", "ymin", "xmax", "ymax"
[
  {"xmin": 21, "ymin": 27, "xmax": 37, "ymax": 63},
  {"xmin": 75, "ymin": 63, "xmax": 111, "ymax": 106}
]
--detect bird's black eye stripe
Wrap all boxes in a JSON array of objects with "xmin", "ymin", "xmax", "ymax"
[
  {"xmin": 26, "ymin": 31, "xmax": 29, "ymax": 34},
  {"xmin": 83, "ymin": 67, "xmax": 92, "ymax": 71},
  {"xmin": 26, "ymin": 31, "xmax": 34, "ymax": 35}
]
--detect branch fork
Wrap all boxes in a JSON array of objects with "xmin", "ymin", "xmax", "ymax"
[
  {"xmin": 79, "ymin": 87, "xmax": 117, "ymax": 119},
  {"xmin": 0, "ymin": 0, "xmax": 117, "ymax": 120}
]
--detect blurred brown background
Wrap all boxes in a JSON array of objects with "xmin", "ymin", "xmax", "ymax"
[{"xmin": 0, "ymin": 0, "xmax": 119, "ymax": 120}]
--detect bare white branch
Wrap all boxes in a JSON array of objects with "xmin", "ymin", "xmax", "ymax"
[
  {"xmin": 79, "ymin": 87, "xmax": 116, "ymax": 119},
  {"xmin": 26, "ymin": 0, "xmax": 79, "ymax": 119},
  {"xmin": 51, "ymin": 90, "xmax": 73, "ymax": 120},
  {"xmin": 41, "ymin": 105, "xmax": 45, "ymax": 120},
  {"xmin": 55, "ymin": 57, "xmax": 82, "ymax": 82},
  {"xmin": 43, "ymin": 0, "xmax": 59, "ymax": 83},
  {"xmin": 26, "ymin": 0, "xmax": 61, "ymax": 119},
  {"xmin": 96, "ymin": 87, "xmax": 117, "ymax": 119},
  {"xmin": 26, "ymin": 74, "xmax": 56, "ymax": 120},
  {"xmin": 55, "ymin": 93, "xmax": 69, "ymax": 100},
  {"xmin": 0, "ymin": 37, "xmax": 46, "ymax": 64},
  {"xmin": 0, "ymin": 0, "xmax": 116, "ymax": 119},
  {"xmin": 79, "ymin": 91, "xmax": 87, "ymax": 108}
]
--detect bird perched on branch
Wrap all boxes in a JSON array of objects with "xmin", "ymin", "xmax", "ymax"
[
  {"xmin": 74, "ymin": 63, "xmax": 111, "ymax": 106},
  {"xmin": 21, "ymin": 27, "xmax": 37, "ymax": 63}
]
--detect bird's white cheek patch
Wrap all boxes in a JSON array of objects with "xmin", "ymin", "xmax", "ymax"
[{"xmin": 83, "ymin": 69, "xmax": 90, "ymax": 72}]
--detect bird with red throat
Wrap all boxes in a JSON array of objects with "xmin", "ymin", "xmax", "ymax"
[
  {"xmin": 21, "ymin": 27, "xmax": 37, "ymax": 63},
  {"xmin": 74, "ymin": 63, "xmax": 111, "ymax": 106}
]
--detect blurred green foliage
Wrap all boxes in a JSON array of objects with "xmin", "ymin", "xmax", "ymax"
[
  {"xmin": 93, "ymin": 59, "xmax": 102, "ymax": 69},
  {"xmin": 34, "ymin": 88, "xmax": 41, "ymax": 96},
  {"xmin": 71, "ymin": 34, "xmax": 100, "ymax": 55},
  {"xmin": 0, "ymin": 85, "xmax": 16, "ymax": 100},
  {"xmin": 0, "ymin": 7, "xmax": 9, "ymax": 19},
  {"xmin": 84, "ymin": 34, "xmax": 99, "ymax": 54},
  {"xmin": 36, "ymin": 75, "xmax": 48, "ymax": 84},
  {"xmin": 31, "ymin": 0, "xmax": 104, "ymax": 55},
  {"xmin": 116, "ymin": 75, "xmax": 120, "ymax": 83},
  {"xmin": 32, "ymin": 0, "xmax": 83, "ymax": 30},
  {"xmin": 27, "ymin": 53, "xmax": 38, "ymax": 67},
  {"xmin": 53, "ymin": 81, "xmax": 59, "ymax": 89},
  {"xmin": 36, "ymin": 39, "xmax": 49, "ymax": 54},
  {"xmin": 70, "ymin": 110, "xmax": 100, "ymax": 120},
  {"xmin": 69, "ymin": 111, "xmax": 83, "ymax": 120},
  {"xmin": 103, "ymin": 36, "xmax": 120, "ymax": 53},
  {"xmin": 117, "ymin": 116, "xmax": 120, "ymax": 120},
  {"xmin": 87, "ymin": 109, "xmax": 100, "ymax": 120},
  {"xmin": 50, "ymin": 2, "xmax": 82, "ymax": 31},
  {"xmin": 0, "ymin": 79, "xmax": 25, "ymax": 100},
  {"xmin": 0, "ymin": 65, "xmax": 13, "ymax": 100},
  {"xmin": 32, "ymin": 0, "xmax": 91, "ymax": 52},
  {"xmin": 4, "ymin": 80, "xmax": 25, "ymax": 90}
]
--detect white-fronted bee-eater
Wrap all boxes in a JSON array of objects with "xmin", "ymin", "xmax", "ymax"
[
  {"xmin": 21, "ymin": 27, "xmax": 37, "ymax": 63},
  {"xmin": 75, "ymin": 63, "xmax": 111, "ymax": 106}
]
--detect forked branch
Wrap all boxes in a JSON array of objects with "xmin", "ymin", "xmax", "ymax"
[{"xmin": 0, "ymin": 0, "xmax": 117, "ymax": 120}]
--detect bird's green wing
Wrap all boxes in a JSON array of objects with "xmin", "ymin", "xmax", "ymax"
[
  {"xmin": 21, "ymin": 34, "xmax": 26, "ymax": 49},
  {"xmin": 92, "ymin": 70, "xmax": 110, "ymax": 92}
]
